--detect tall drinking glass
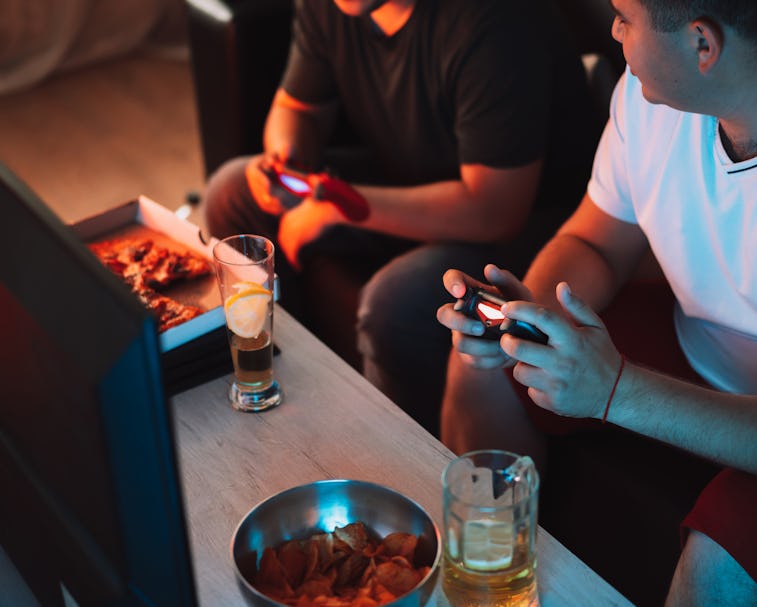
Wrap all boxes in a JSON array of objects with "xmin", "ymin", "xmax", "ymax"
[
  {"xmin": 213, "ymin": 234, "xmax": 282, "ymax": 412},
  {"xmin": 442, "ymin": 450, "xmax": 540, "ymax": 607}
]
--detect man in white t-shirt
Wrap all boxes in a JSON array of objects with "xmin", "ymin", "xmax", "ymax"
[{"xmin": 437, "ymin": 0, "xmax": 757, "ymax": 605}]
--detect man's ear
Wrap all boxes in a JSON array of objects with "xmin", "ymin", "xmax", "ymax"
[{"xmin": 690, "ymin": 18, "xmax": 723, "ymax": 74}]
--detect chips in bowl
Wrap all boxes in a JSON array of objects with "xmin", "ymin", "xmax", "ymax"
[{"xmin": 231, "ymin": 480, "xmax": 441, "ymax": 607}]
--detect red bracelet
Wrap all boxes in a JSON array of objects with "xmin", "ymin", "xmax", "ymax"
[{"xmin": 602, "ymin": 354, "xmax": 626, "ymax": 424}]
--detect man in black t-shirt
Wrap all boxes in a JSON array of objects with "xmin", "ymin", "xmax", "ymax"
[{"xmin": 203, "ymin": 0, "xmax": 600, "ymax": 436}]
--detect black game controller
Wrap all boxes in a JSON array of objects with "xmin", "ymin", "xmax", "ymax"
[{"xmin": 459, "ymin": 288, "xmax": 549, "ymax": 345}]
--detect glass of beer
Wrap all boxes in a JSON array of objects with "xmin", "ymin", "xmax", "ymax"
[
  {"xmin": 442, "ymin": 450, "xmax": 540, "ymax": 607},
  {"xmin": 213, "ymin": 234, "xmax": 282, "ymax": 412}
]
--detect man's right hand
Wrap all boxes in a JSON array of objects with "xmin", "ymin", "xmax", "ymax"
[
  {"xmin": 436, "ymin": 264, "xmax": 532, "ymax": 369},
  {"xmin": 245, "ymin": 153, "xmax": 300, "ymax": 215}
]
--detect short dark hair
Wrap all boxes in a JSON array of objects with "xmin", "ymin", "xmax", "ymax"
[{"xmin": 637, "ymin": 0, "xmax": 757, "ymax": 42}]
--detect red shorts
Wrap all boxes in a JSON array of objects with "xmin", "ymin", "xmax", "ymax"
[
  {"xmin": 509, "ymin": 279, "xmax": 757, "ymax": 581},
  {"xmin": 682, "ymin": 469, "xmax": 757, "ymax": 582}
]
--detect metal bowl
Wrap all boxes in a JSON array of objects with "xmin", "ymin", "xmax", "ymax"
[{"xmin": 231, "ymin": 479, "xmax": 441, "ymax": 607}]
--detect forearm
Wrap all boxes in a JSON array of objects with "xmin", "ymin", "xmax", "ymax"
[
  {"xmin": 262, "ymin": 91, "xmax": 337, "ymax": 170},
  {"xmin": 354, "ymin": 182, "xmax": 515, "ymax": 242},
  {"xmin": 502, "ymin": 197, "xmax": 756, "ymax": 474},
  {"xmin": 523, "ymin": 196, "xmax": 648, "ymax": 311},
  {"xmin": 523, "ymin": 233, "xmax": 619, "ymax": 311},
  {"xmin": 353, "ymin": 161, "xmax": 541, "ymax": 243},
  {"xmin": 608, "ymin": 361, "xmax": 757, "ymax": 473}
]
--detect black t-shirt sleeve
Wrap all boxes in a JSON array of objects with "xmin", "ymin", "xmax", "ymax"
[
  {"xmin": 451, "ymin": 4, "xmax": 551, "ymax": 168},
  {"xmin": 280, "ymin": 0, "xmax": 339, "ymax": 104}
]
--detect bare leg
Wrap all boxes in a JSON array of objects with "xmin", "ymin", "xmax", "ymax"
[
  {"xmin": 440, "ymin": 349, "xmax": 547, "ymax": 472},
  {"xmin": 666, "ymin": 529, "xmax": 756, "ymax": 607}
]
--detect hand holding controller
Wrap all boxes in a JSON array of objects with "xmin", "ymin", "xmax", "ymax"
[
  {"xmin": 459, "ymin": 287, "xmax": 549, "ymax": 345},
  {"xmin": 263, "ymin": 159, "xmax": 370, "ymax": 222}
]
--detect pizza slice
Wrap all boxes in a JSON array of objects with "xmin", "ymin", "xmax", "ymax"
[
  {"xmin": 137, "ymin": 243, "xmax": 212, "ymax": 288},
  {"xmin": 133, "ymin": 286, "xmax": 205, "ymax": 332},
  {"xmin": 88, "ymin": 238, "xmax": 211, "ymax": 290},
  {"xmin": 87, "ymin": 237, "xmax": 212, "ymax": 332},
  {"xmin": 88, "ymin": 238, "xmax": 153, "ymax": 279}
]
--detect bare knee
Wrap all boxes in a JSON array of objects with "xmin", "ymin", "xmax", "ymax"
[
  {"xmin": 666, "ymin": 529, "xmax": 757, "ymax": 607},
  {"xmin": 441, "ymin": 351, "xmax": 547, "ymax": 470}
]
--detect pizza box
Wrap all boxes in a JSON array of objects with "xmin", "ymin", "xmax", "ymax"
[
  {"xmin": 70, "ymin": 196, "xmax": 234, "ymax": 394},
  {"xmin": 71, "ymin": 195, "xmax": 226, "ymax": 352}
]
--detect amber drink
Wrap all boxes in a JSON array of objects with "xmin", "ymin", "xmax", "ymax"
[
  {"xmin": 442, "ymin": 450, "xmax": 540, "ymax": 607},
  {"xmin": 229, "ymin": 330, "xmax": 273, "ymax": 388},
  {"xmin": 213, "ymin": 235, "xmax": 282, "ymax": 411}
]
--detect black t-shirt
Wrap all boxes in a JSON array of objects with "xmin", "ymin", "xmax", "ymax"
[{"xmin": 282, "ymin": 0, "xmax": 597, "ymax": 204}]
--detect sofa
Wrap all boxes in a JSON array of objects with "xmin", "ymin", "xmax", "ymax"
[
  {"xmin": 0, "ymin": 0, "xmax": 188, "ymax": 95},
  {"xmin": 184, "ymin": 2, "xmax": 721, "ymax": 605}
]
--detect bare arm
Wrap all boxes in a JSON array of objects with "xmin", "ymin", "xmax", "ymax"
[
  {"xmin": 263, "ymin": 88, "xmax": 339, "ymax": 169},
  {"xmin": 609, "ymin": 362, "xmax": 757, "ymax": 473},
  {"xmin": 491, "ymin": 194, "xmax": 757, "ymax": 472},
  {"xmin": 353, "ymin": 160, "xmax": 542, "ymax": 243},
  {"xmin": 523, "ymin": 193, "xmax": 650, "ymax": 310},
  {"xmin": 264, "ymin": 89, "xmax": 543, "ymax": 244},
  {"xmin": 498, "ymin": 282, "xmax": 757, "ymax": 473}
]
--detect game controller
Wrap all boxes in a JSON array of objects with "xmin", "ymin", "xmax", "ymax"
[
  {"xmin": 264, "ymin": 159, "xmax": 370, "ymax": 222},
  {"xmin": 459, "ymin": 287, "xmax": 549, "ymax": 344}
]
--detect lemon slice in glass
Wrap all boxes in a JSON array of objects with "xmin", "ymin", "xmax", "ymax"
[
  {"xmin": 224, "ymin": 282, "xmax": 271, "ymax": 338},
  {"xmin": 462, "ymin": 519, "xmax": 514, "ymax": 571}
]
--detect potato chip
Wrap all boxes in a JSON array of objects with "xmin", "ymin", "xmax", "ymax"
[
  {"xmin": 374, "ymin": 561, "xmax": 422, "ymax": 597},
  {"xmin": 299, "ymin": 574, "xmax": 334, "ymax": 598},
  {"xmin": 381, "ymin": 533, "xmax": 417, "ymax": 560},
  {"xmin": 248, "ymin": 521, "xmax": 430, "ymax": 607},
  {"xmin": 334, "ymin": 522, "xmax": 370, "ymax": 552},
  {"xmin": 278, "ymin": 540, "xmax": 309, "ymax": 587},
  {"xmin": 258, "ymin": 547, "xmax": 295, "ymax": 597},
  {"xmin": 335, "ymin": 552, "xmax": 370, "ymax": 588}
]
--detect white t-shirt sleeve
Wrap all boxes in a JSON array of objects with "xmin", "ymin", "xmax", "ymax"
[{"xmin": 586, "ymin": 68, "xmax": 638, "ymax": 224}]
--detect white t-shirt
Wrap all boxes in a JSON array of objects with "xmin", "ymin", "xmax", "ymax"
[{"xmin": 587, "ymin": 68, "xmax": 757, "ymax": 393}]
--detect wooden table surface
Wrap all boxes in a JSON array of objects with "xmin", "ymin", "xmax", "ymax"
[{"xmin": 172, "ymin": 306, "xmax": 633, "ymax": 607}]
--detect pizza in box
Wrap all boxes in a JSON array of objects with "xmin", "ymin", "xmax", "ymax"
[{"xmin": 88, "ymin": 236, "xmax": 213, "ymax": 332}]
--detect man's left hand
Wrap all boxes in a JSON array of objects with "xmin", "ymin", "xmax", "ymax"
[
  {"xmin": 502, "ymin": 282, "xmax": 624, "ymax": 419},
  {"xmin": 277, "ymin": 198, "xmax": 345, "ymax": 269}
]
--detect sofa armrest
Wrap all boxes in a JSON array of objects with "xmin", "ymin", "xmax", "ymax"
[{"xmin": 186, "ymin": 0, "xmax": 294, "ymax": 177}]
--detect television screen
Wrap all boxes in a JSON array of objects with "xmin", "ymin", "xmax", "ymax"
[{"xmin": 0, "ymin": 162, "xmax": 198, "ymax": 606}]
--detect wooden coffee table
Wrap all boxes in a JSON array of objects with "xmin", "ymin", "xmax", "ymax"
[{"xmin": 172, "ymin": 306, "xmax": 633, "ymax": 606}]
